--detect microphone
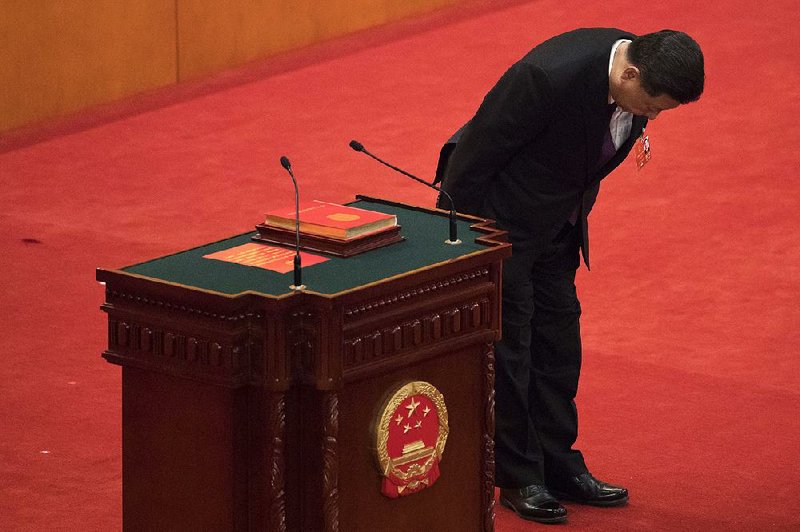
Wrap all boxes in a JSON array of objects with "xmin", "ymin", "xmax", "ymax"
[
  {"xmin": 279, "ymin": 156, "xmax": 305, "ymax": 290},
  {"xmin": 348, "ymin": 140, "xmax": 461, "ymax": 245}
]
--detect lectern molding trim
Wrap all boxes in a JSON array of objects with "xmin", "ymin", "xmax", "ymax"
[
  {"xmin": 267, "ymin": 391, "xmax": 288, "ymax": 531},
  {"xmin": 482, "ymin": 342, "xmax": 497, "ymax": 532},
  {"xmin": 343, "ymin": 267, "xmax": 491, "ymax": 319},
  {"xmin": 342, "ymin": 329, "xmax": 496, "ymax": 384},
  {"xmin": 322, "ymin": 392, "xmax": 340, "ymax": 532}
]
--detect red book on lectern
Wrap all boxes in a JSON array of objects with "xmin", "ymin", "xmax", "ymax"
[{"xmin": 264, "ymin": 200, "xmax": 396, "ymax": 240}]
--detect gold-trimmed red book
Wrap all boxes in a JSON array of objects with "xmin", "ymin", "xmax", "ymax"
[{"xmin": 263, "ymin": 200, "xmax": 397, "ymax": 239}]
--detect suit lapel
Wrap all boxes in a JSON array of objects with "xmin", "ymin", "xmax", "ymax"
[{"xmin": 582, "ymin": 46, "xmax": 614, "ymax": 177}]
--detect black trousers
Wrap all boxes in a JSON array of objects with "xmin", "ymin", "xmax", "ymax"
[{"xmin": 494, "ymin": 221, "xmax": 589, "ymax": 488}]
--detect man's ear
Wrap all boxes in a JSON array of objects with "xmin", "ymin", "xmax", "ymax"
[{"xmin": 621, "ymin": 66, "xmax": 640, "ymax": 81}]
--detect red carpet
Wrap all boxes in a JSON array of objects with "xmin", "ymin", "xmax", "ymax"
[{"xmin": 2, "ymin": 0, "xmax": 799, "ymax": 529}]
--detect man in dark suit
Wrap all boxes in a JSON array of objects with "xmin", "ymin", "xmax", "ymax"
[{"xmin": 435, "ymin": 28, "xmax": 704, "ymax": 524}]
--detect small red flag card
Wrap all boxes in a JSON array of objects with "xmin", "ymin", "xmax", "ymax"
[
  {"xmin": 634, "ymin": 129, "xmax": 651, "ymax": 170},
  {"xmin": 203, "ymin": 243, "xmax": 328, "ymax": 274}
]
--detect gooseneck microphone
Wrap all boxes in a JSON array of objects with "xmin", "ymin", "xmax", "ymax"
[
  {"xmin": 348, "ymin": 140, "xmax": 461, "ymax": 245},
  {"xmin": 279, "ymin": 156, "xmax": 305, "ymax": 290}
]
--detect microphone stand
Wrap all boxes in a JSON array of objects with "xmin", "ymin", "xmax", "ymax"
[
  {"xmin": 280, "ymin": 156, "xmax": 306, "ymax": 290},
  {"xmin": 349, "ymin": 140, "xmax": 461, "ymax": 245}
]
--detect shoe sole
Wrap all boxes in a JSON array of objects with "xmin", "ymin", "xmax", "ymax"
[
  {"xmin": 549, "ymin": 490, "xmax": 629, "ymax": 507},
  {"xmin": 499, "ymin": 497, "xmax": 567, "ymax": 524}
]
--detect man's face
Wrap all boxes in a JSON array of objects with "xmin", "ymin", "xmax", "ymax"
[{"xmin": 613, "ymin": 68, "xmax": 680, "ymax": 120}]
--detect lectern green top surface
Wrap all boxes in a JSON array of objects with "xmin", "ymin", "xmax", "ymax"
[{"xmin": 121, "ymin": 200, "xmax": 487, "ymax": 297}]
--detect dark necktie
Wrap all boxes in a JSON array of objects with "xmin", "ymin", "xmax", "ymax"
[
  {"xmin": 595, "ymin": 103, "xmax": 619, "ymax": 171},
  {"xmin": 569, "ymin": 104, "xmax": 618, "ymax": 225}
]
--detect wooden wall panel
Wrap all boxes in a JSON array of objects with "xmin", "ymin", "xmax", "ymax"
[
  {"xmin": 0, "ymin": 1, "xmax": 462, "ymax": 134},
  {"xmin": 0, "ymin": 1, "xmax": 176, "ymax": 134},
  {"xmin": 176, "ymin": 0, "xmax": 461, "ymax": 81}
]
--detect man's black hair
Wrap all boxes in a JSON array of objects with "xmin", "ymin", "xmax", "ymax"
[{"xmin": 628, "ymin": 30, "xmax": 705, "ymax": 104}]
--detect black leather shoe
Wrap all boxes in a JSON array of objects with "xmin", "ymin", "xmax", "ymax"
[
  {"xmin": 549, "ymin": 472, "xmax": 629, "ymax": 507},
  {"xmin": 500, "ymin": 484, "xmax": 567, "ymax": 524}
]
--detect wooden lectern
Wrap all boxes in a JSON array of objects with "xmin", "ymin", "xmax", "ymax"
[{"xmin": 97, "ymin": 198, "xmax": 510, "ymax": 531}]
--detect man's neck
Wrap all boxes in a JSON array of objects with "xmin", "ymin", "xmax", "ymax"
[{"xmin": 609, "ymin": 41, "xmax": 630, "ymax": 103}]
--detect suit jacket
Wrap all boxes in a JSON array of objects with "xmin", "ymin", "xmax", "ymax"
[{"xmin": 436, "ymin": 28, "xmax": 648, "ymax": 267}]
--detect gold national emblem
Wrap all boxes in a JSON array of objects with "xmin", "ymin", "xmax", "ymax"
[{"xmin": 374, "ymin": 381, "xmax": 449, "ymax": 498}]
